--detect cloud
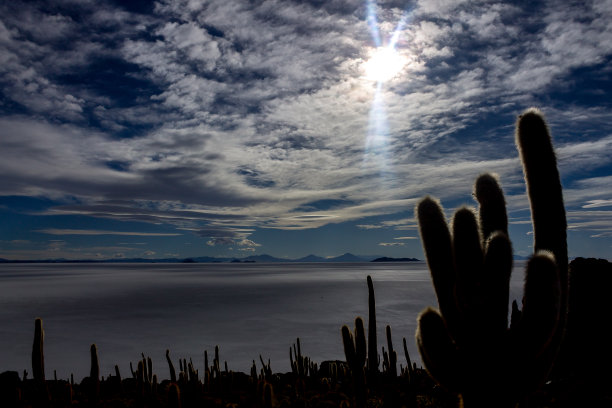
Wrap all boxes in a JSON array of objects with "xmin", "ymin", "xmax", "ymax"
[
  {"xmin": 206, "ymin": 237, "xmax": 235, "ymax": 246},
  {"xmin": 206, "ymin": 237, "xmax": 261, "ymax": 249},
  {"xmin": 356, "ymin": 224, "xmax": 384, "ymax": 230},
  {"xmin": 0, "ymin": 0, "xmax": 611, "ymax": 256},
  {"xmin": 35, "ymin": 229, "xmax": 182, "ymax": 236},
  {"xmin": 583, "ymin": 200, "xmax": 612, "ymax": 209},
  {"xmin": 200, "ymin": 227, "xmax": 261, "ymax": 249},
  {"xmin": 378, "ymin": 242, "xmax": 405, "ymax": 246},
  {"xmin": 357, "ymin": 218, "xmax": 418, "ymax": 230}
]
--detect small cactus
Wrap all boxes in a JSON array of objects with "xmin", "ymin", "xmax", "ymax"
[
  {"xmin": 342, "ymin": 317, "xmax": 366, "ymax": 373},
  {"xmin": 402, "ymin": 337, "xmax": 414, "ymax": 383},
  {"xmin": 32, "ymin": 318, "xmax": 45, "ymax": 383},
  {"xmin": 384, "ymin": 325, "xmax": 397, "ymax": 378},
  {"xmin": 366, "ymin": 275, "xmax": 379, "ymax": 378},
  {"xmin": 290, "ymin": 338, "xmax": 311, "ymax": 377},
  {"xmin": 166, "ymin": 349, "xmax": 177, "ymax": 382},
  {"xmin": 31, "ymin": 318, "xmax": 49, "ymax": 405},
  {"xmin": 415, "ymin": 109, "xmax": 568, "ymax": 407},
  {"xmin": 90, "ymin": 344, "xmax": 100, "ymax": 381},
  {"xmin": 341, "ymin": 317, "xmax": 367, "ymax": 408},
  {"xmin": 114, "ymin": 365, "xmax": 121, "ymax": 382}
]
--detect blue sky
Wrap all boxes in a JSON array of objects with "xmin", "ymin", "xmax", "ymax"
[{"xmin": 1, "ymin": 0, "xmax": 611, "ymax": 261}]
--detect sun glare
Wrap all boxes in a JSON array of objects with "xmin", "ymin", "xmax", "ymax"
[{"xmin": 363, "ymin": 47, "xmax": 406, "ymax": 82}]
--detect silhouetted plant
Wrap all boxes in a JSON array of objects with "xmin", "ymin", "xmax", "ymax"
[
  {"xmin": 167, "ymin": 382, "xmax": 181, "ymax": 408},
  {"xmin": 402, "ymin": 337, "xmax": 414, "ymax": 384},
  {"xmin": 290, "ymin": 337, "xmax": 314, "ymax": 378},
  {"xmin": 415, "ymin": 108, "xmax": 567, "ymax": 408},
  {"xmin": 259, "ymin": 355, "xmax": 272, "ymax": 381},
  {"xmin": 553, "ymin": 257, "xmax": 612, "ymax": 405},
  {"xmin": 31, "ymin": 318, "xmax": 49, "ymax": 407},
  {"xmin": 341, "ymin": 317, "xmax": 367, "ymax": 408},
  {"xmin": 114, "ymin": 364, "xmax": 121, "ymax": 383},
  {"xmin": 366, "ymin": 275, "xmax": 379, "ymax": 379},
  {"xmin": 32, "ymin": 318, "xmax": 45, "ymax": 383},
  {"xmin": 90, "ymin": 344, "xmax": 99, "ymax": 382},
  {"xmin": 165, "ymin": 349, "xmax": 177, "ymax": 383},
  {"xmin": 383, "ymin": 325, "xmax": 397, "ymax": 378},
  {"xmin": 82, "ymin": 343, "xmax": 101, "ymax": 404},
  {"xmin": 263, "ymin": 381, "xmax": 275, "ymax": 408}
]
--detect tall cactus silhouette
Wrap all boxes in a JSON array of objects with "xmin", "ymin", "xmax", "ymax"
[
  {"xmin": 89, "ymin": 344, "xmax": 101, "ymax": 402},
  {"xmin": 32, "ymin": 317, "xmax": 49, "ymax": 406},
  {"xmin": 366, "ymin": 275, "xmax": 379, "ymax": 378},
  {"xmin": 415, "ymin": 109, "xmax": 567, "ymax": 408},
  {"xmin": 32, "ymin": 318, "xmax": 45, "ymax": 383}
]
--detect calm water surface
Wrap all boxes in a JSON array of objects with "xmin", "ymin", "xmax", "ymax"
[{"xmin": 0, "ymin": 262, "xmax": 526, "ymax": 380}]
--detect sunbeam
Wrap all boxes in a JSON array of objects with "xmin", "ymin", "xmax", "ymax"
[{"xmin": 363, "ymin": 1, "xmax": 409, "ymax": 179}]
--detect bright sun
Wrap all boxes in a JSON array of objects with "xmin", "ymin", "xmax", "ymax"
[{"xmin": 363, "ymin": 47, "xmax": 406, "ymax": 83}]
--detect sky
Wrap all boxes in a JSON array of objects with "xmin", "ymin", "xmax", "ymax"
[{"xmin": 0, "ymin": 0, "xmax": 611, "ymax": 261}]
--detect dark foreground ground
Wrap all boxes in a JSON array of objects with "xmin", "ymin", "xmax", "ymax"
[{"xmin": 2, "ymin": 354, "xmax": 612, "ymax": 408}]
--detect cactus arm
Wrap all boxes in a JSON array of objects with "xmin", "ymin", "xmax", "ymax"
[
  {"xmin": 516, "ymin": 109, "xmax": 568, "ymax": 392},
  {"xmin": 417, "ymin": 197, "xmax": 460, "ymax": 338},
  {"xmin": 402, "ymin": 337, "xmax": 414, "ymax": 380},
  {"xmin": 354, "ymin": 317, "xmax": 367, "ymax": 367},
  {"xmin": 342, "ymin": 325, "xmax": 356, "ymax": 365},
  {"xmin": 482, "ymin": 231, "xmax": 513, "ymax": 333},
  {"xmin": 474, "ymin": 173, "xmax": 508, "ymax": 238},
  {"xmin": 166, "ymin": 349, "xmax": 177, "ymax": 382},
  {"xmin": 515, "ymin": 251, "xmax": 561, "ymax": 358},
  {"xmin": 516, "ymin": 109, "xmax": 567, "ymax": 275},
  {"xmin": 451, "ymin": 207, "xmax": 484, "ymax": 334},
  {"xmin": 385, "ymin": 325, "xmax": 397, "ymax": 377},
  {"xmin": 416, "ymin": 308, "xmax": 461, "ymax": 392},
  {"xmin": 475, "ymin": 174, "xmax": 513, "ymax": 335}
]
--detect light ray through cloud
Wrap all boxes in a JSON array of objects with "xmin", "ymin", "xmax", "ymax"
[{"xmin": 363, "ymin": 1, "xmax": 410, "ymax": 179}]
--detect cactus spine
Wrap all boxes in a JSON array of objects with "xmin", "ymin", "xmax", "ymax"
[{"xmin": 415, "ymin": 109, "xmax": 567, "ymax": 408}]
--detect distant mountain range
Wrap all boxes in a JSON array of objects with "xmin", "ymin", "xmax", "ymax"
[{"xmin": 0, "ymin": 252, "xmax": 424, "ymax": 264}]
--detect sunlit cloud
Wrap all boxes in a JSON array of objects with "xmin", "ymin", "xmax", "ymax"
[
  {"xmin": 0, "ymin": 0, "xmax": 611, "ymax": 259},
  {"xmin": 35, "ymin": 229, "xmax": 182, "ymax": 236},
  {"xmin": 582, "ymin": 200, "xmax": 612, "ymax": 209}
]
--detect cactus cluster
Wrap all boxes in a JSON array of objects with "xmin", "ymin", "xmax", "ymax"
[
  {"xmin": 415, "ymin": 109, "xmax": 568, "ymax": 407},
  {"xmin": 340, "ymin": 275, "xmax": 418, "ymax": 407},
  {"xmin": 289, "ymin": 337, "xmax": 318, "ymax": 379}
]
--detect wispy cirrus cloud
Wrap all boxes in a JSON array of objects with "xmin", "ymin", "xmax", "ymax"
[{"xmin": 35, "ymin": 229, "xmax": 182, "ymax": 236}]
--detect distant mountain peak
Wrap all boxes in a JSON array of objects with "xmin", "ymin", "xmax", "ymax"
[{"xmin": 1, "ymin": 252, "xmax": 418, "ymax": 263}]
